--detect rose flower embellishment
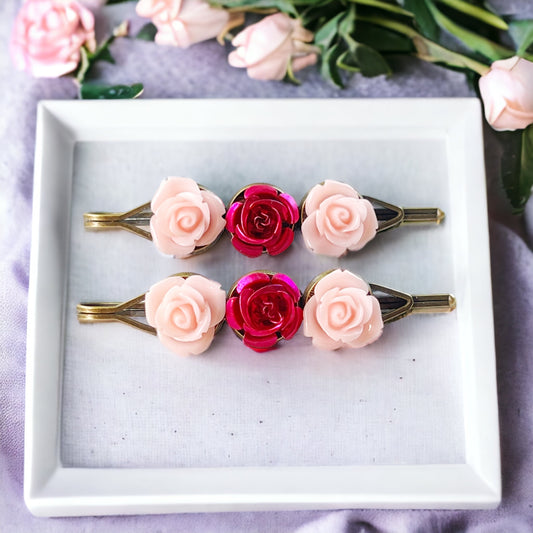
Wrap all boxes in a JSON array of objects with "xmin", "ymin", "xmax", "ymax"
[
  {"xmin": 150, "ymin": 177, "xmax": 226, "ymax": 258},
  {"xmin": 303, "ymin": 269, "xmax": 383, "ymax": 350},
  {"xmin": 145, "ymin": 274, "xmax": 226, "ymax": 356},
  {"xmin": 301, "ymin": 180, "xmax": 378, "ymax": 257},
  {"xmin": 226, "ymin": 184, "xmax": 299, "ymax": 257},
  {"xmin": 226, "ymin": 271, "xmax": 303, "ymax": 352}
]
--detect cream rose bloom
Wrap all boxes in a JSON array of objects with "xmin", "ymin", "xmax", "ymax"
[
  {"xmin": 145, "ymin": 275, "xmax": 226, "ymax": 356},
  {"xmin": 479, "ymin": 56, "xmax": 533, "ymax": 131},
  {"xmin": 303, "ymin": 269, "xmax": 383, "ymax": 350},
  {"xmin": 150, "ymin": 177, "xmax": 226, "ymax": 258},
  {"xmin": 301, "ymin": 180, "xmax": 378, "ymax": 257}
]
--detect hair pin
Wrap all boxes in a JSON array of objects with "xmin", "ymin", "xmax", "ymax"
[
  {"xmin": 77, "ymin": 269, "xmax": 455, "ymax": 355},
  {"xmin": 302, "ymin": 269, "xmax": 455, "ymax": 350},
  {"xmin": 83, "ymin": 177, "xmax": 226, "ymax": 258},
  {"xmin": 77, "ymin": 273, "xmax": 226, "ymax": 356},
  {"xmin": 301, "ymin": 180, "xmax": 444, "ymax": 257}
]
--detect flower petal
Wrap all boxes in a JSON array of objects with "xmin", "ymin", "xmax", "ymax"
[
  {"xmin": 231, "ymin": 235, "xmax": 263, "ymax": 257},
  {"xmin": 304, "ymin": 180, "xmax": 359, "ymax": 214},
  {"xmin": 183, "ymin": 275, "xmax": 226, "ymax": 326},
  {"xmin": 145, "ymin": 276, "xmax": 185, "ymax": 327},
  {"xmin": 226, "ymin": 296, "xmax": 244, "ymax": 330},
  {"xmin": 158, "ymin": 327, "xmax": 215, "ymax": 356},
  {"xmin": 281, "ymin": 305, "xmax": 303, "ymax": 340},
  {"xmin": 196, "ymin": 189, "xmax": 226, "ymax": 247},
  {"xmin": 151, "ymin": 176, "xmax": 200, "ymax": 212},
  {"xmin": 301, "ymin": 214, "xmax": 346, "ymax": 257},
  {"xmin": 265, "ymin": 226, "xmax": 294, "ymax": 255},
  {"xmin": 243, "ymin": 331, "xmax": 279, "ymax": 352},
  {"xmin": 314, "ymin": 270, "xmax": 369, "ymax": 301}
]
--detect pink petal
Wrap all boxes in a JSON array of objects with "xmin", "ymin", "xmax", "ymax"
[
  {"xmin": 302, "ymin": 296, "xmax": 343, "ymax": 350},
  {"xmin": 150, "ymin": 217, "xmax": 196, "ymax": 258},
  {"xmin": 279, "ymin": 192, "xmax": 299, "ymax": 224},
  {"xmin": 243, "ymin": 331, "xmax": 279, "ymax": 352},
  {"xmin": 145, "ymin": 276, "xmax": 186, "ymax": 326},
  {"xmin": 183, "ymin": 275, "xmax": 226, "ymax": 326},
  {"xmin": 244, "ymin": 184, "xmax": 279, "ymax": 199},
  {"xmin": 291, "ymin": 53, "xmax": 317, "ymax": 73},
  {"xmin": 228, "ymin": 49, "xmax": 247, "ymax": 68},
  {"xmin": 281, "ymin": 305, "xmax": 303, "ymax": 340},
  {"xmin": 265, "ymin": 226, "xmax": 294, "ymax": 255},
  {"xmin": 231, "ymin": 235, "xmax": 263, "ymax": 257},
  {"xmin": 225, "ymin": 201, "xmax": 242, "ymax": 234},
  {"xmin": 271, "ymin": 273, "xmax": 300, "ymax": 301},
  {"xmin": 196, "ymin": 189, "xmax": 226, "ymax": 247},
  {"xmin": 301, "ymin": 214, "xmax": 345, "ymax": 257},
  {"xmin": 151, "ymin": 177, "xmax": 200, "ymax": 211},
  {"xmin": 235, "ymin": 271, "xmax": 270, "ymax": 293},
  {"xmin": 347, "ymin": 200, "xmax": 378, "ymax": 252},
  {"xmin": 304, "ymin": 180, "xmax": 359, "ymax": 215},
  {"xmin": 314, "ymin": 270, "xmax": 369, "ymax": 302},
  {"xmin": 158, "ymin": 327, "xmax": 215, "ymax": 356},
  {"xmin": 226, "ymin": 297, "xmax": 244, "ymax": 330}
]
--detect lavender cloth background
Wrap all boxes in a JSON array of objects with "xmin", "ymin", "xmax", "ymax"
[{"xmin": 1, "ymin": 0, "xmax": 533, "ymax": 531}]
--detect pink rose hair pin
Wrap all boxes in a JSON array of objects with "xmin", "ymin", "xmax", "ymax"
[
  {"xmin": 84, "ymin": 177, "xmax": 226, "ymax": 258},
  {"xmin": 77, "ymin": 273, "xmax": 226, "ymax": 356},
  {"xmin": 301, "ymin": 180, "xmax": 445, "ymax": 257},
  {"xmin": 302, "ymin": 269, "xmax": 456, "ymax": 350}
]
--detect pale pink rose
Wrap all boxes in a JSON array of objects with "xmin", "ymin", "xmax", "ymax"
[
  {"xmin": 303, "ymin": 269, "xmax": 384, "ymax": 351},
  {"xmin": 150, "ymin": 177, "xmax": 226, "ymax": 258},
  {"xmin": 10, "ymin": 0, "xmax": 96, "ymax": 78},
  {"xmin": 301, "ymin": 180, "xmax": 378, "ymax": 257},
  {"xmin": 228, "ymin": 13, "xmax": 318, "ymax": 81},
  {"xmin": 479, "ymin": 56, "xmax": 533, "ymax": 131},
  {"xmin": 136, "ymin": 0, "xmax": 234, "ymax": 48},
  {"xmin": 145, "ymin": 275, "xmax": 226, "ymax": 356}
]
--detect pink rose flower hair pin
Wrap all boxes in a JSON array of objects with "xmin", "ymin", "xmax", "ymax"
[
  {"xmin": 77, "ymin": 273, "xmax": 226, "ymax": 356},
  {"xmin": 226, "ymin": 184, "xmax": 300, "ymax": 257},
  {"xmin": 302, "ymin": 269, "xmax": 456, "ymax": 351},
  {"xmin": 84, "ymin": 177, "xmax": 226, "ymax": 258},
  {"xmin": 301, "ymin": 180, "xmax": 445, "ymax": 257}
]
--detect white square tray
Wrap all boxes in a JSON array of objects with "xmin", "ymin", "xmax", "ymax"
[{"xmin": 25, "ymin": 99, "xmax": 500, "ymax": 516}]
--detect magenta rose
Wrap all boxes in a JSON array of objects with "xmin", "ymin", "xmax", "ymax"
[
  {"xmin": 226, "ymin": 184, "xmax": 299, "ymax": 257},
  {"xmin": 226, "ymin": 271, "xmax": 303, "ymax": 352}
]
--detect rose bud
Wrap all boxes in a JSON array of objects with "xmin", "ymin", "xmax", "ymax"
[
  {"xmin": 479, "ymin": 56, "xmax": 533, "ymax": 131},
  {"xmin": 301, "ymin": 180, "xmax": 378, "ymax": 257},
  {"xmin": 226, "ymin": 271, "xmax": 303, "ymax": 352},
  {"xmin": 226, "ymin": 184, "xmax": 299, "ymax": 257},
  {"xmin": 228, "ymin": 13, "xmax": 318, "ymax": 81},
  {"xmin": 136, "ymin": 0, "xmax": 241, "ymax": 48},
  {"xmin": 303, "ymin": 269, "xmax": 383, "ymax": 350},
  {"xmin": 10, "ymin": 0, "xmax": 96, "ymax": 78}
]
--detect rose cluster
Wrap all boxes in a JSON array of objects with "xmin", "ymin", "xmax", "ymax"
[{"xmin": 145, "ymin": 270, "xmax": 384, "ymax": 355}]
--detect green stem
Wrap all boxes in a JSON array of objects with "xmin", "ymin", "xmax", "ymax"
[{"xmin": 357, "ymin": 15, "xmax": 490, "ymax": 75}]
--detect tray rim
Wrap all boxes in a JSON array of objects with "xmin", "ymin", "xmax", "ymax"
[{"xmin": 24, "ymin": 98, "xmax": 501, "ymax": 516}]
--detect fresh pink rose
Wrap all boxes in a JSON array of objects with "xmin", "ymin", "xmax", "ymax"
[
  {"xmin": 479, "ymin": 56, "xmax": 533, "ymax": 131},
  {"xmin": 301, "ymin": 180, "xmax": 378, "ymax": 257},
  {"xmin": 10, "ymin": 0, "xmax": 96, "ymax": 78},
  {"xmin": 150, "ymin": 177, "xmax": 226, "ymax": 258},
  {"xmin": 228, "ymin": 13, "xmax": 318, "ymax": 81},
  {"xmin": 303, "ymin": 269, "xmax": 383, "ymax": 350},
  {"xmin": 145, "ymin": 274, "xmax": 226, "ymax": 356},
  {"xmin": 136, "ymin": 0, "xmax": 235, "ymax": 48}
]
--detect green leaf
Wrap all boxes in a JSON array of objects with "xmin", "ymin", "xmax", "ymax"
[
  {"xmin": 355, "ymin": 23, "xmax": 414, "ymax": 52},
  {"xmin": 80, "ymin": 83, "xmax": 144, "ymax": 100},
  {"xmin": 136, "ymin": 22, "xmax": 158, "ymax": 41},
  {"xmin": 404, "ymin": 0, "xmax": 439, "ymax": 40},
  {"xmin": 338, "ymin": 4, "xmax": 356, "ymax": 41},
  {"xmin": 315, "ymin": 11, "xmax": 345, "ymax": 50},
  {"xmin": 425, "ymin": 0, "xmax": 513, "ymax": 61},
  {"xmin": 435, "ymin": 0, "xmax": 508, "ymax": 30},
  {"xmin": 348, "ymin": 0, "xmax": 412, "ymax": 17},
  {"xmin": 354, "ymin": 43, "xmax": 391, "ymax": 76},
  {"xmin": 501, "ymin": 125, "xmax": 533, "ymax": 213},
  {"xmin": 92, "ymin": 46, "xmax": 115, "ymax": 64},
  {"xmin": 508, "ymin": 19, "xmax": 533, "ymax": 56},
  {"xmin": 337, "ymin": 49, "xmax": 361, "ymax": 72},
  {"xmin": 320, "ymin": 42, "xmax": 344, "ymax": 87},
  {"xmin": 75, "ymin": 46, "xmax": 91, "ymax": 84}
]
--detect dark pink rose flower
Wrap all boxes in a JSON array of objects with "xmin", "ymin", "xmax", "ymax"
[
  {"xmin": 226, "ymin": 184, "xmax": 299, "ymax": 257},
  {"xmin": 226, "ymin": 271, "xmax": 303, "ymax": 352}
]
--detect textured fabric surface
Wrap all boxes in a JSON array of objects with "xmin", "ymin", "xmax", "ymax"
[{"xmin": 1, "ymin": 0, "xmax": 533, "ymax": 531}]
